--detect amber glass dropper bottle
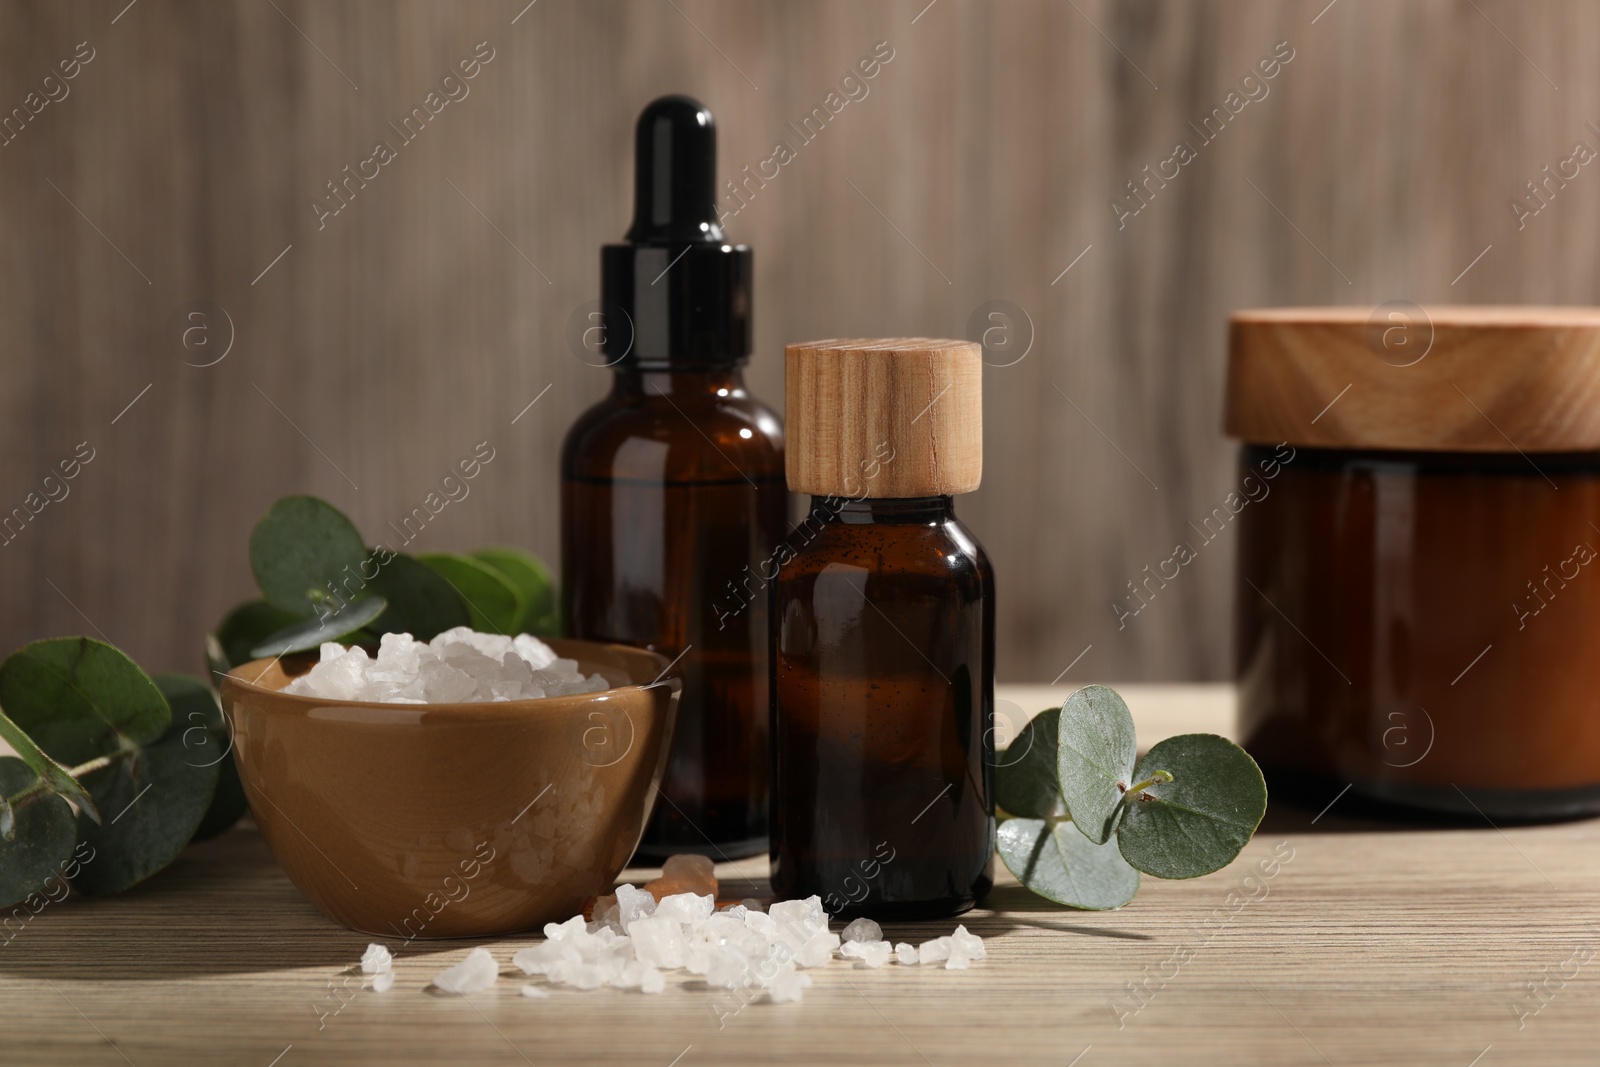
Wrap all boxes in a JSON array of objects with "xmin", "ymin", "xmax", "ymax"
[
  {"xmin": 561, "ymin": 96, "xmax": 786, "ymax": 861},
  {"xmin": 771, "ymin": 339, "xmax": 995, "ymax": 920}
]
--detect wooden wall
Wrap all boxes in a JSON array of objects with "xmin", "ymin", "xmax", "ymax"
[{"xmin": 0, "ymin": 0, "xmax": 1595, "ymax": 683}]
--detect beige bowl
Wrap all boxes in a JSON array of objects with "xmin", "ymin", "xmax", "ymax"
[{"xmin": 221, "ymin": 638, "xmax": 679, "ymax": 939}]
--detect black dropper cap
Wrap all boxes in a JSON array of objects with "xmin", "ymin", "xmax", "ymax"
[{"xmin": 601, "ymin": 95, "xmax": 752, "ymax": 369}]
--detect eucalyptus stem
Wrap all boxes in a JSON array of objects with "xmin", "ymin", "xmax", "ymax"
[
  {"xmin": 3, "ymin": 751, "xmax": 127, "ymax": 814},
  {"xmin": 1121, "ymin": 769, "xmax": 1173, "ymax": 800}
]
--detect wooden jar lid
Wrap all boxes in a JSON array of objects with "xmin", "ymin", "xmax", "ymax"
[
  {"xmin": 785, "ymin": 338, "xmax": 982, "ymax": 497},
  {"xmin": 1226, "ymin": 306, "xmax": 1600, "ymax": 452}
]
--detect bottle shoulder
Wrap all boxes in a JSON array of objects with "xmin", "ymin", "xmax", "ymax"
[
  {"xmin": 562, "ymin": 386, "xmax": 784, "ymax": 482},
  {"xmin": 780, "ymin": 512, "xmax": 990, "ymax": 582}
]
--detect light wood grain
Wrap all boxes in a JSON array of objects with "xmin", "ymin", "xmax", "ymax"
[
  {"xmin": 1227, "ymin": 306, "xmax": 1600, "ymax": 450},
  {"xmin": 3, "ymin": 684, "xmax": 1597, "ymax": 1066},
  {"xmin": 3, "ymin": 1, "xmax": 1600, "ymax": 688},
  {"xmin": 785, "ymin": 338, "xmax": 982, "ymax": 497}
]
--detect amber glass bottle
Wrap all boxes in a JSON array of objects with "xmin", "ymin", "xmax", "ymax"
[
  {"xmin": 771, "ymin": 339, "xmax": 994, "ymax": 920},
  {"xmin": 561, "ymin": 97, "xmax": 786, "ymax": 860}
]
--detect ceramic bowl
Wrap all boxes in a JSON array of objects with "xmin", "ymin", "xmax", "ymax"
[{"xmin": 221, "ymin": 638, "xmax": 679, "ymax": 938}]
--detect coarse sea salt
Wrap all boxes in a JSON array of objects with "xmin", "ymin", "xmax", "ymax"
[
  {"xmin": 432, "ymin": 946, "xmax": 500, "ymax": 994},
  {"xmin": 361, "ymin": 943, "xmax": 393, "ymax": 974},
  {"xmin": 280, "ymin": 628, "xmax": 610, "ymax": 704},
  {"xmin": 348, "ymin": 859, "xmax": 987, "ymax": 1006}
]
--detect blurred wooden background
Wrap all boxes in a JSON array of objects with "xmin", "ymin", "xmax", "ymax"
[{"xmin": 0, "ymin": 0, "xmax": 1594, "ymax": 683}]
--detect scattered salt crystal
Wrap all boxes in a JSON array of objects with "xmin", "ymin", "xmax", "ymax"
[
  {"xmin": 768, "ymin": 968, "xmax": 813, "ymax": 1004},
  {"xmin": 395, "ymin": 856, "xmax": 983, "ymax": 1007},
  {"xmin": 616, "ymin": 883, "xmax": 657, "ymax": 933},
  {"xmin": 361, "ymin": 943, "xmax": 393, "ymax": 974},
  {"xmin": 739, "ymin": 898, "xmax": 766, "ymax": 912},
  {"xmin": 281, "ymin": 628, "xmax": 609, "ymax": 704},
  {"xmin": 792, "ymin": 929, "xmax": 842, "ymax": 968},
  {"xmin": 653, "ymin": 892, "xmax": 715, "ymax": 925},
  {"xmin": 841, "ymin": 939, "xmax": 893, "ymax": 968},
  {"xmin": 629, "ymin": 915, "xmax": 688, "ymax": 970},
  {"xmin": 370, "ymin": 970, "xmax": 395, "ymax": 993},
  {"xmin": 662, "ymin": 853, "xmax": 716, "ymax": 884},
  {"xmin": 432, "ymin": 946, "xmax": 499, "ymax": 994},
  {"xmin": 840, "ymin": 917, "xmax": 882, "ymax": 944},
  {"xmin": 950, "ymin": 924, "xmax": 986, "ymax": 962}
]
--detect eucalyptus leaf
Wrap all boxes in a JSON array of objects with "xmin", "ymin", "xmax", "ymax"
[
  {"xmin": 73, "ymin": 718, "xmax": 222, "ymax": 895},
  {"xmin": 1056, "ymin": 685, "xmax": 1137, "ymax": 845},
  {"xmin": 472, "ymin": 547, "xmax": 558, "ymax": 635},
  {"xmin": 249, "ymin": 495, "xmax": 368, "ymax": 614},
  {"xmin": 994, "ymin": 708, "xmax": 1067, "ymax": 820},
  {"xmin": 0, "ymin": 706, "xmax": 99, "ymax": 821},
  {"xmin": 418, "ymin": 553, "xmax": 524, "ymax": 635},
  {"xmin": 1116, "ymin": 733, "xmax": 1268, "ymax": 880},
  {"xmin": 0, "ymin": 758, "xmax": 78, "ymax": 910},
  {"xmin": 248, "ymin": 595, "xmax": 388, "ymax": 659},
  {"xmin": 207, "ymin": 599, "xmax": 304, "ymax": 677},
  {"xmin": 369, "ymin": 552, "xmax": 472, "ymax": 640},
  {"xmin": 0, "ymin": 638, "xmax": 169, "ymax": 766},
  {"xmin": 997, "ymin": 816, "xmax": 1140, "ymax": 910},
  {"xmin": 157, "ymin": 675, "xmax": 247, "ymax": 842}
]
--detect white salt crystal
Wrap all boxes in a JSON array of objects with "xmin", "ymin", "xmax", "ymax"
[
  {"xmin": 769, "ymin": 896, "xmax": 828, "ymax": 935},
  {"xmin": 361, "ymin": 943, "xmax": 393, "ymax": 974},
  {"xmin": 840, "ymin": 917, "xmax": 882, "ymax": 944},
  {"xmin": 841, "ymin": 939, "xmax": 893, "ymax": 969},
  {"xmin": 768, "ymin": 968, "xmax": 812, "ymax": 1004},
  {"xmin": 281, "ymin": 629, "xmax": 608, "ymax": 703},
  {"xmin": 739, "ymin": 898, "xmax": 766, "ymax": 912},
  {"xmin": 918, "ymin": 937, "xmax": 952, "ymax": 966},
  {"xmin": 950, "ymin": 924, "xmax": 986, "ymax": 962},
  {"xmin": 432, "ymin": 947, "xmax": 499, "ymax": 994},
  {"xmin": 895, "ymin": 942, "xmax": 918, "ymax": 965},
  {"xmin": 792, "ymin": 929, "xmax": 841, "ymax": 968},
  {"xmin": 653, "ymin": 892, "xmax": 714, "ymax": 925},
  {"xmin": 370, "ymin": 970, "xmax": 395, "ymax": 993},
  {"xmin": 629, "ymin": 916, "xmax": 688, "ymax": 970},
  {"xmin": 616, "ymin": 883, "xmax": 656, "ymax": 933},
  {"xmin": 520, "ymin": 983, "xmax": 550, "ymax": 998}
]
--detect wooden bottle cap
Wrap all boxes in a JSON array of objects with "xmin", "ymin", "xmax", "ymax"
[
  {"xmin": 785, "ymin": 338, "xmax": 982, "ymax": 497},
  {"xmin": 1226, "ymin": 306, "xmax": 1600, "ymax": 451}
]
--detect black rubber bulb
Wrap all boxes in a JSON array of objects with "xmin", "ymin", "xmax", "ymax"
[{"xmin": 625, "ymin": 94, "xmax": 723, "ymax": 245}]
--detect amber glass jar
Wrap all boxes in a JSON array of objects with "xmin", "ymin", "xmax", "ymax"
[
  {"xmin": 771, "ymin": 339, "xmax": 995, "ymax": 919},
  {"xmin": 1228, "ymin": 307, "xmax": 1600, "ymax": 819},
  {"xmin": 562, "ymin": 368, "xmax": 786, "ymax": 858}
]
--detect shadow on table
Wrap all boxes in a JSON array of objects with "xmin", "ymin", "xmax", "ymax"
[
  {"xmin": 1259, "ymin": 774, "xmax": 1600, "ymax": 836},
  {"xmin": 0, "ymin": 828, "xmax": 488, "ymax": 980}
]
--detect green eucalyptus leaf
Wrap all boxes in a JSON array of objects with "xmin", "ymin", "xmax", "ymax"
[
  {"xmin": 418, "ymin": 553, "xmax": 524, "ymax": 635},
  {"xmin": 1056, "ymin": 685, "xmax": 1138, "ymax": 845},
  {"xmin": 73, "ymin": 718, "xmax": 222, "ymax": 895},
  {"xmin": 249, "ymin": 495, "xmax": 367, "ymax": 614},
  {"xmin": 0, "ymin": 758, "xmax": 78, "ymax": 910},
  {"xmin": 207, "ymin": 599, "xmax": 305, "ymax": 677},
  {"xmin": 1116, "ymin": 733, "xmax": 1268, "ymax": 880},
  {"xmin": 0, "ymin": 638, "xmax": 169, "ymax": 766},
  {"xmin": 994, "ymin": 708, "xmax": 1067, "ymax": 819},
  {"xmin": 368, "ymin": 552, "xmax": 472, "ymax": 640},
  {"xmin": 248, "ymin": 595, "xmax": 388, "ymax": 659},
  {"xmin": 998, "ymin": 816, "xmax": 1140, "ymax": 910},
  {"xmin": 473, "ymin": 547, "xmax": 558, "ymax": 636},
  {"xmin": 157, "ymin": 675, "xmax": 247, "ymax": 842},
  {"xmin": 0, "ymin": 706, "xmax": 99, "ymax": 821}
]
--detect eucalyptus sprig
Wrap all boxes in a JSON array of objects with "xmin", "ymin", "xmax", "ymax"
[
  {"xmin": 207, "ymin": 495, "xmax": 559, "ymax": 674},
  {"xmin": 0, "ymin": 639, "xmax": 242, "ymax": 910},
  {"xmin": 995, "ymin": 685, "xmax": 1268, "ymax": 910}
]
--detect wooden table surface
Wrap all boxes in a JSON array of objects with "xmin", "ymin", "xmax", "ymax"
[{"xmin": 5, "ymin": 684, "xmax": 1598, "ymax": 1066}]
